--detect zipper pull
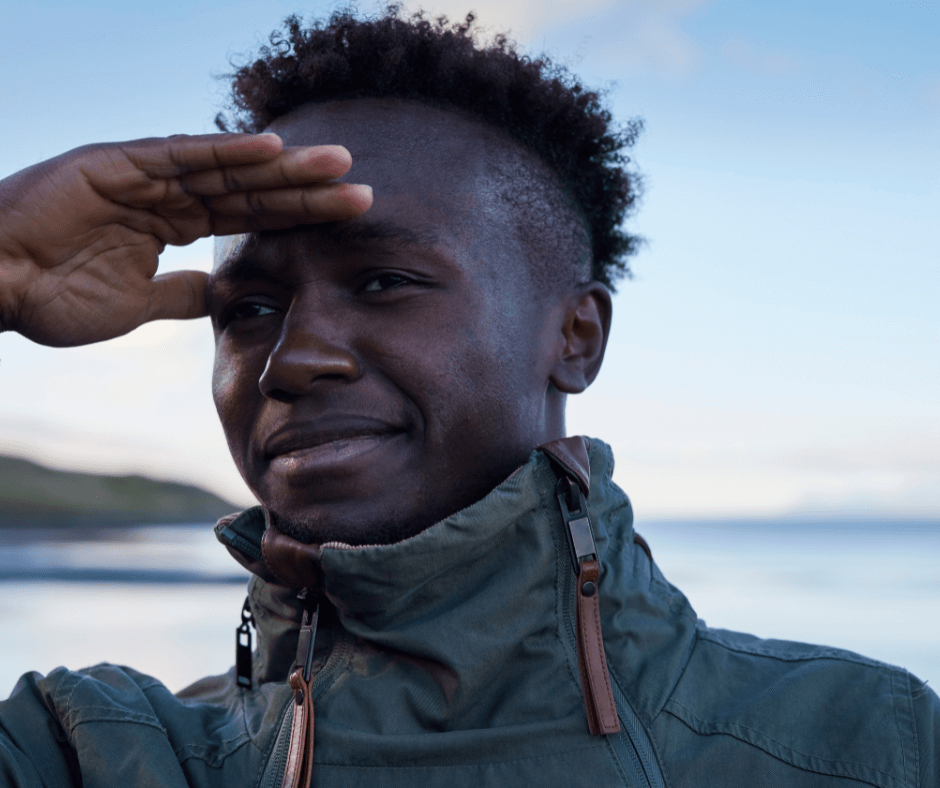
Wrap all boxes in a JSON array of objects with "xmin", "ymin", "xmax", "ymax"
[
  {"xmin": 556, "ymin": 476, "xmax": 621, "ymax": 736},
  {"xmin": 235, "ymin": 596, "xmax": 255, "ymax": 689},
  {"xmin": 281, "ymin": 594, "xmax": 319, "ymax": 788}
]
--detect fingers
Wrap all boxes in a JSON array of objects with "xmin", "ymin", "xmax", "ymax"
[
  {"xmin": 120, "ymin": 133, "xmax": 285, "ymax": 179},
  {"xmin": 206, "ymin": 182, "xmax": 373, "ymax": 229},
  {"xmin": 147, "ymin": 269, "xmax": 210, "ymax": 322},
  {"xmin": 178, "ymin": 145, "xmax": 353, "ymax": 196}
]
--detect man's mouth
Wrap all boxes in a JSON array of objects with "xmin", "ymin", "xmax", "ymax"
[{"xmin": 262, "ymin": 418, "xmax": 407, "ymax": 477}]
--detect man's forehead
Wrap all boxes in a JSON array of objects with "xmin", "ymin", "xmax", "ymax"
[
  {"xmin": 211, "ymin": 219, "xmax": 443, "ymax": 274},
  {"xmin": 210, "ymin": 98, "xmax": 583, "ymax": 285},
  {"xmin": 267, "ymin": 97, "xmax": 495, "ymax": 153}
]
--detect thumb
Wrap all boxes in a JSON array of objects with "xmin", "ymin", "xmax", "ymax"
[{"xmin": 148, "ymin": 270, "xmax": 209, "ymax": 322}]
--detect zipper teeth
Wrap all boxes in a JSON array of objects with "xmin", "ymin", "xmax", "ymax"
[
  {"xmin": 320, "ymin": 540, "xmax": 384, "ymax": 551},
  {"xmin": 262, "ymin": 700, "xmax": 294, "ymax": 788},
  {"xmin": 219, "ymin": 527, "xmax": 264, "ymax": 562}
]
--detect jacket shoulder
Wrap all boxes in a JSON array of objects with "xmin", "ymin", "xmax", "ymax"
[{"xmin": 652, "ymin": 624, "xmax": 935, "ymax": 788}]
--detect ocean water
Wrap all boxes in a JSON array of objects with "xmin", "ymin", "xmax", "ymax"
[
  {"xmin": 1, "ymin": 519, "xmax": 937, "ymax": 697},
  {"xmin": 635, "ymin": 519, "xmax": 940, "ymax": 687}
]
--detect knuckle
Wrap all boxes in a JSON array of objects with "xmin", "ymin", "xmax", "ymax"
[
  {"xmin": 221, "ymin": 168, "xmax": 243, "ymax": 193},
  {"xmin": 245, "ymin": 190, "xmax": 266, "ymax": 214}
]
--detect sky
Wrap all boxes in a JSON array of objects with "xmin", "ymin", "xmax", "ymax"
[{"xmin": 0, "ymin": 0, "xmax": 937, "ymax": 520}]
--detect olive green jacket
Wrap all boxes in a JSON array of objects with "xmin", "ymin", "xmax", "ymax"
[{"xmin": 1, "ymin": 439, "xmax": 938, "ymax": 787}]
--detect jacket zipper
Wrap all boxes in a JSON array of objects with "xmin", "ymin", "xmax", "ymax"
[
  {"xmin": 555, "ymin": 474, "xmax": 667, "ymax": 787},
  {"xmin": 555, "ymin": 475, "xmax": 621, "ymax": 735},
  {"xmin": 279, "ymin": 596, "xmax": 319, "ymax": 788}
]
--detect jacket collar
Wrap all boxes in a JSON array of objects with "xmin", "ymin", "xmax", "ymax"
[{"xmin": 216, "ymin": 438, "xmax": 697, "ymax": 723}]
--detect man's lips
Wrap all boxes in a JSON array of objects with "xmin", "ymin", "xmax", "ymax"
[{"xmin": 262, "ymin": 417, "xmax": 406, "ymax": 460}]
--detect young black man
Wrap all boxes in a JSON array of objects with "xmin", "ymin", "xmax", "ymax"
[{"xmin": 0, "ymin": 7, "xmax": 936, "ymax": 787}]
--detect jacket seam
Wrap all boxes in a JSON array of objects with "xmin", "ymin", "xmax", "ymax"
[
  {"xmin": 140, "ymin": 679, "xmax": 256, "ymax": 765},
  {"xmin": 601, "ymin": 734, "xmax": 630, "ymax": 787},
  {"xmin": 609, "ymin": 668, "xmax": 670, "ymax": 788},
  {"xmin": 891, "ymin": 669, "xmax": 919, "ymax": 786},
  {"xmin": 171, "ymin": 720, "xmax": 255, "ymax": 763},
  {"xmin": 255, "ymin": 695, "xmax": 292, "ymax": 788},
  {"xmin": 175, "ymin": 738, "xmax": 254, "ymax": 765},
  {"xmin": 68, "ymin": 713, "xmax": 168, "ymax": 735},
  {"xmin": 654, "ymin": 620, "xmax": 699, "ymax": 722},
  {"xmin": 608, "ymin": 619, "xmax": 698, "ymax": 726},
  {"xmin": 665, "ymin": 698, "xmax": 909, "ymax": 787},
  {"xmin": 549, "ymin": 494, "xmax": 586, "ymax": 708},
  {"xmin": 910, "ymin": 677, "xmax": 923, "ymax": 788},
  {"xmin": 54, "ymin": 673, "xmax": 91, "ymax": 735},
  {"xmin": 892, "ymin": 669, "xmax": 909, "ymax": 783},
  {"xmin": 695, "ymin": 630, "xmax": 902, "ymax": 669}
]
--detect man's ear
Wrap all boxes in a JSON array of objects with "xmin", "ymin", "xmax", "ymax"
[{"xmin": 549, "ymin": 282, "xmax": 612, "ymax": 394}]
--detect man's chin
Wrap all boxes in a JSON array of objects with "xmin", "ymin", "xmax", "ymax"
[{"xmin": 267, "ymin": 507, "xmax": 427, "ymax": 547}]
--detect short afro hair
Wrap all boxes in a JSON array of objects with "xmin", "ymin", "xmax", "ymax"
[{"xmin": 216, "ymin": 3, "xmax": 643, "ymax": 289}]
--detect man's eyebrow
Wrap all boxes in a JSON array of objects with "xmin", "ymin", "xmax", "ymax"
[
  {"xmin": 213, "ymin": 220, "xmax": 441, "ymax": 286},
  {"xmin": 210, "ymin": 255, "xmax": 282, "ymax": 289},
  {"xmin": 316, "ymin": 219, "xmax": 440, "ymax": 250}
]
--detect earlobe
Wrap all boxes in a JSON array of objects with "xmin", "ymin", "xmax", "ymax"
[{"xmin": 549, "ymin": 283, "xmax": 612, "ymax": 395}]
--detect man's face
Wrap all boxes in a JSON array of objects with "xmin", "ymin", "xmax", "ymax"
[{"xmin": 207, "ymin": 99, "xmax": 573, "ymax": 545}]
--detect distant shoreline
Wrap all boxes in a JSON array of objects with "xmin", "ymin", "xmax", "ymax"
[
  {"xmin": 0, "ymin": 517, "xmax": 228, "ymax": 530},
  {"xmin": 636, "ymin": 517, "xmax": 940, "ymax": 534},
  {"xmin": 0, "ymin": 454, "xmax": 241, "ymax": 531}
]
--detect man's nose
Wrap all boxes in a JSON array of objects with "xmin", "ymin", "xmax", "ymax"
[{"xmin": 258, "ymin": 307, "xmax": 360, "ymax": 400}]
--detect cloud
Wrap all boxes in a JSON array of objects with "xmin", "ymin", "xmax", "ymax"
[
  {"xmin": 393, "ymin": 0, "xmax": 715, "ymax": 78},
  {"xmin": 388, "ymin": 0, "xmax": 616, "ymax": 42},
  {"xmin": 588, "ymin": 0, "xmax": 717, "ymax": 78}
]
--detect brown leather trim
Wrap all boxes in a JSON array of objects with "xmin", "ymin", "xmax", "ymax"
[
  {"xmin": 575, "ymin": 560, "xmax": 621, "ymax": 735},
  {"xmin": 281, "ymin": 669, "xmax": 315, "ymax": 788},
  {"xmin": 261, "ymin": 528, "xmax": 325, "ymax": 590},
  {"xmin": 633, "ymin": 532, "xmax": 652, "ymax": 562},
  {"xmin": 539, "ymin": 436, "xmax": 591, "ymax": 495}
]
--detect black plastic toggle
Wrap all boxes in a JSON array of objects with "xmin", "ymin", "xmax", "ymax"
[{"xmin": 235, "ymin": 596, "xmax": 255, "ymax": 689}]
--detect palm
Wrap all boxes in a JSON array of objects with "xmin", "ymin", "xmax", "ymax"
[{"xmin": 0, "ymin": 133, "xmax": 372, "ymax": 347}]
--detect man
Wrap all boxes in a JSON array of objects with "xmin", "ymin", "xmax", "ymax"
[{"xmin": 0, "ymin": 7, "xmax": 937, "ymax": 787}]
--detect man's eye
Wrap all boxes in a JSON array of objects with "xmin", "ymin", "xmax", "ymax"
[
  {"xmin": 226, "ymin": 303, "xmax": 279, "ymax": 322},
  {"xmin": 361, "ymin": 273, "xmax": 410, "ymax": 293}
]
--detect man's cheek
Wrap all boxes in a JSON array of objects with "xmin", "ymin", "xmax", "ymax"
[
  {"xmin": 211, "ymin": 348, "xmax": 261, "ymax": 445},
  {"xmin": 211, "ymin": 351, "xmax": 240, "ymax": 416}
]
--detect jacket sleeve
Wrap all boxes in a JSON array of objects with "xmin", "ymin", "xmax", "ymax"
[
  {"xmin": 0, "ymin": 672, "xmax": 81, "ymax": 788},
  {"xmin": 913, "ymin": 675, "xmax": 940, "ymax": 788}
]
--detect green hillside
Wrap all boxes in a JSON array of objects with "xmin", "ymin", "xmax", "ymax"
[{"xmin": 0, "ymin": 455, "xmax": 241, "ymax": 527}]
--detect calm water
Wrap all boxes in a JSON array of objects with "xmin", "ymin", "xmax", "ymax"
[{"xmin": 1, "ymin": 520, "xmax": 938, "ymax": 697}]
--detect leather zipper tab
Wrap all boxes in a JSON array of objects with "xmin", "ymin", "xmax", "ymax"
[
  {"xmin": 280, "ymin": 597, "xmax": 319, "ymax": 788},
  {"xmin": 556, "ymin": 476, "xmax": 621, "ymax": 736}
]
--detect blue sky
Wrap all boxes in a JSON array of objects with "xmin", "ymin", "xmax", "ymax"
[{"xmin": 1, "ymin": 0, "xmax": 937, "ymax": 519}]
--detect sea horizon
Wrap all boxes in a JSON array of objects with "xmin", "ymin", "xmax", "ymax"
[{"xmin": 1, "ymin": 518, "xmax": 937, "ymax": 697}]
